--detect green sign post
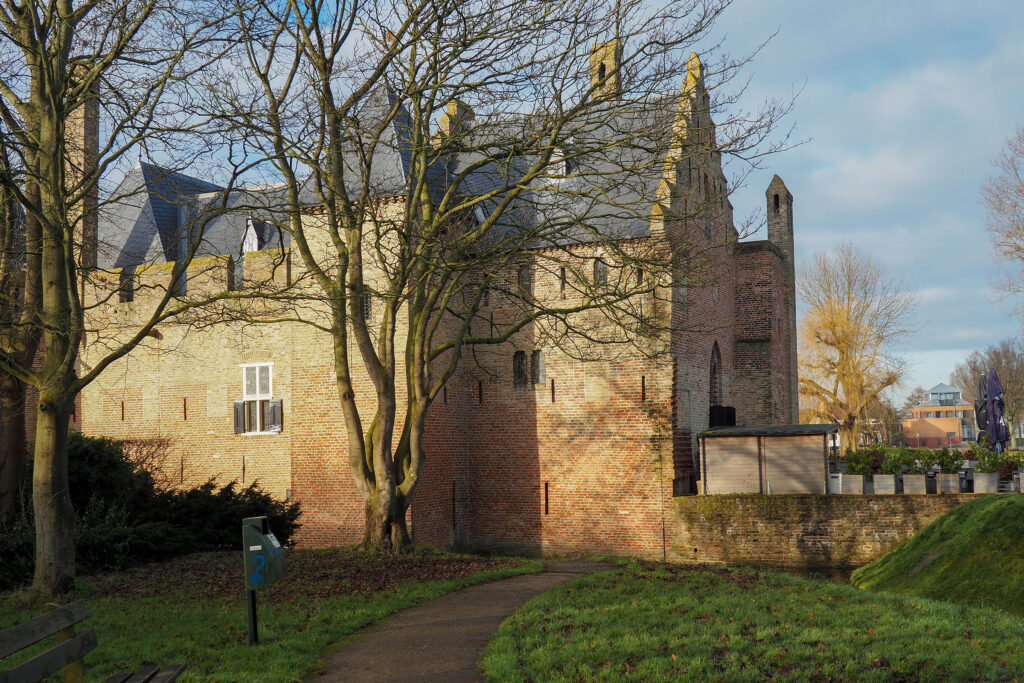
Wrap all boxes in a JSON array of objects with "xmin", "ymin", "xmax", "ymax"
[{"xmin": 242, "ymin": 516, "xmax": 287, "ymax": 645}]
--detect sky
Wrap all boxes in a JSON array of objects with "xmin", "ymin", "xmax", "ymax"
[{"xmin": 704, "ymin": 1, "xmax": 1024, "ymax": 404}]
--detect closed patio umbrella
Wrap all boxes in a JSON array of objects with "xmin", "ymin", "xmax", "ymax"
[{"xmin": 986, "ymin": 368, "xmax": 1010, "ymax": 452}]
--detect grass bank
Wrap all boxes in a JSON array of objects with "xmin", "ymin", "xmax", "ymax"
[
  {"xmin": 1, "ymin": 547, "xmax": 540, "ymax": 682},
  {"xmin": 851, "ymin": 494, "xmax": 1024, "ymax": 615},
  {"xmin": 483, "ymin": 561, "xmax": 1024, "ymax": 681}
]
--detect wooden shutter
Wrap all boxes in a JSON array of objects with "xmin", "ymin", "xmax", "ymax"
[
  {"xmin": 267, "ymin": 399, "xmax": 283, "ymax": 431},
  {"xmin": 233, "ymin": 401, "xmax": 246, "ymax": 434}
]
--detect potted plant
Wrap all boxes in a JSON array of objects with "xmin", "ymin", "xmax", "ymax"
[
  {"xmin": 973, "ymin": 438, "xmax": 1002, "ymax": 493},
  {"xmin": 934, "ymin": 447, "xmax": 964, "ymax": 494},
  {"xmin": 874, "ymin": 447, "xmax": 902, "ymax": 495},
  {"xmin": 902, "ymin": 448, "xmax": 930, "ymax": 494},
  {"xmin": 841, "ymin": 449, "xmax": 872, "ymax": 494}
]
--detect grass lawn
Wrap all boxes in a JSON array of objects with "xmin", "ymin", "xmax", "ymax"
[
  {"xmin": 852, "ymin": 495, "xmax": 1024, "ymax": 616},
  {"xmin": 1, "ymin": 547, "xmax": 540, "ymax": 682},
  {"xmin": 483, "ymin": 561, "xmax": 1024, "ymax": 681}
]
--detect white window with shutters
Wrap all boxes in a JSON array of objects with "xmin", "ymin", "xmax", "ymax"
[{"xmin": 234, "ymin": 363, "xmax": 283, "ymax": 434}]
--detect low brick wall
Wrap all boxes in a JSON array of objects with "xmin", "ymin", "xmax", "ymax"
[{"xmin": 669, "ymin": 494, "xmax": 973, "ymax": 569}]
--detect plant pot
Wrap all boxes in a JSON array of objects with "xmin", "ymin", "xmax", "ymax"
[
  {"xmin": 936, "ymin": 473, "xmax": 960, "ymax": 494},
  {"xmin": 839, "ymin": 473, "xmax": 864, "ymax": 495},
  {"xmin": 903, "ymin": 474, "xmax": 927, "ymax": 495},
  {"xmin": 873, "ymin": 474, "xmax": 900, "ymax": 495},
  {"xmin": 974, "ymin": 472, "xmax": 999, "ymax": 493}
]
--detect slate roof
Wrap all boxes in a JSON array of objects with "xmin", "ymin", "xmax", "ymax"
[
  {"xmin": 98, "ymin": 163, "xmax": 223, "ymax": 269},
  {"xmin": 97, "ymin": 88, "xmax": 693, "ymax": 268},
  {"xmin": 451, "ymin": 95, "xmax": 676, "ymax": 248},
  {"xmin": 297, "ymin": 87, "xmax": 449, "ymax": 207}
]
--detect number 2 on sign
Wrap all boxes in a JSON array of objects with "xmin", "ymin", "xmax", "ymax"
[{"xmin": 252, "ymin": 554, "xmax": 266, "ymax": 585}]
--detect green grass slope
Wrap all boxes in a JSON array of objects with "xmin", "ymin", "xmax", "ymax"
[
  {"xmin": 483, "ymin": 561, "xmax": 1024, "ymax": 681},
  {"xmin": 851, "ymin": 495, "xmax": 1024, "ymax": 615}
]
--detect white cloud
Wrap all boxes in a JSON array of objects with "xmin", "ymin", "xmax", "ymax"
[{"xmin": 807, "ymin": 145, "xmax": 939, "ymax": 212}]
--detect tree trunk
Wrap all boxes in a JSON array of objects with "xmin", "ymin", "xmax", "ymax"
[
  {"xmin": 363, "ymin": 491, "xmax": 410, "ymax": 552},
  {"xmin": 31, "ymin": 387, "xmax": 75, "ymax": 597},
  {"xmin": 0, "ymin": 371, "xmax": 26, "ymax": 516}
]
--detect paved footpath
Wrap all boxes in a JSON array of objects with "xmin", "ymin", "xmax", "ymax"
[{"xmin": 308, "ymin": 561, "xmax": 617, "ymax": 682}]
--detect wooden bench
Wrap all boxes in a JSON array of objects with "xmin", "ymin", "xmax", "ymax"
[{"xmin": 0, "ymin": 601, "xmax": 185, "ymax": 683}]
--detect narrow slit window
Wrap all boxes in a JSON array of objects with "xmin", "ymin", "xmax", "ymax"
[
  {"xmin": 593, "ymin": 259, "xmax": 608, "ymax": 288},
  {"xmin": 118, "ymin": 266, "xmax": 135, "ymax": 303},
  {"xmin": 513, "ymin": 351, "xmax": 528, "ymax": 387},
  {"xmin": 531, "ymin": 350, "xmax": 545, "ymax": 384},
  {"xmin": 518, "ymin": 265, "xmax": 531, "ymax": 294},
  {"xmin": 559, "ymin": 266, "xmax": 566, "ymax": 299},
  {"xmin": 362, "ymin": 292, "xmax": 372, "ymax": 320}
]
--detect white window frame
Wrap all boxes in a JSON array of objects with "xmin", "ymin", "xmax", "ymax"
[{"xmin": 240, "ymin": 362, "xmax": 275, "ymax": 434}]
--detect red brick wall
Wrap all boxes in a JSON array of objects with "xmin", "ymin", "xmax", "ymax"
[
  {"xmin": 733, "ymin": 242, "xmax": 789, "ymax": 426},
  {"xmin": 670, "ymin": 494, "xmax": 971, "ymax": 568}
]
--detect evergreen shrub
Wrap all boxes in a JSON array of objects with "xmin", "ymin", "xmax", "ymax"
[{"xmin": 0, "ymin": 432, "xmax": 301, "ymax": 591}]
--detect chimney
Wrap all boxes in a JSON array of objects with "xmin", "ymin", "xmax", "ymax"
[
  {"xmin": 434, "ymin": 100, "xmax": 474, "ymax": 149},
  {"xmin": 589, "ymin": 40, "xmax": 622, "ymax": 102},
  {"xmin": 66, "ymin": 64, "xmax": 98, "ymax": 270}
]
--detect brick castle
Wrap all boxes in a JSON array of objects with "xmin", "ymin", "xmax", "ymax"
[{"xmin": 75, "ymin": 48, "xmax": 798, "ymax": 557}]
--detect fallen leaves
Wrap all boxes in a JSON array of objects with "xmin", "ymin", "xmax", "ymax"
[{"xmin": 86, "ymin": 548, "xmax": 526, "ymax": 604}]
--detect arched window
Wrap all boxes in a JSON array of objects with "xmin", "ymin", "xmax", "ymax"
[
  {"xmin": 513, "ymin": 351, "xmax": 528, "ymax": 387},
  {"xmin": 709, "ymin": 342, "xmax": 722, "ymax": 406},
  {"xmin": 773, "ymin": 193, "xmax": 780, "ymax": 213},
  {"xmin": 598, "ymin": 62, "xmax": 606, "ymax": 82}
]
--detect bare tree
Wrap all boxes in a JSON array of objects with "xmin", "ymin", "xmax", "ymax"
[
  {"xmin": 213, "ymin": 0, "xmax": 791, "ymax": 550},
  {"xmin": 798, "ymin": 243, "xmax": 917, "ymax": 450},
  {"xmin": 951, "ymin": 338, "xmax": 1024, "ymax": 440},
  {"xmin": 899, "ymin": 385, "xmax": 928, "ymax": 421},
  {"xmin": 984, "ymin": 126, "xmax": 1024, "ymax": 311},
  {"xmin": 0, "ymin": 0, "xmax": 242, "ymax": 597}
]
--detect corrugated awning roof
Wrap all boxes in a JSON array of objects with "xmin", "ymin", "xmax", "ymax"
[{"xmin": 700, "ymin": 424, "xmax": 839, "ymax": 438}]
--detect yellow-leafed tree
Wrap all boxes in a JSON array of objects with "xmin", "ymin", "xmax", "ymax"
[{"xmin": 798, "ymin": 243, "xmax": 917, "ymax": 450}]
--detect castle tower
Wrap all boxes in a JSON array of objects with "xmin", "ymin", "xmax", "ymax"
[
  {"xmin": 66, "ymin": 67, "xmax": 99, "ymax": 270},
  {"xmin": 766, "ymin": 175, "xmax": 798, "ymax": 422},
  {"xmin": 589, "ymin": 40, "xmax": 621, "ymax": 101}
]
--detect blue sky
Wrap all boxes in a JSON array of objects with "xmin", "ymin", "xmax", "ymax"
[{"xmin": 707, "ymin": 1, "xmax": 1024, "ymax": 403}]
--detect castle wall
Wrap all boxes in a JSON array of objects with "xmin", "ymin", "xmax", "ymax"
[{"xmin": 75, "ymin": 54, "xmax": 799, "ymax": 557}]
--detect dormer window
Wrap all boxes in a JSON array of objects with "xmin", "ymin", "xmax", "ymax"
[
  {"xmin": 550, "ymin": 146, "xmax": 574, "ymax": 178},
  {"xmin": 243, "ymin": 218, "xmax": 261, "ymax": 253}
]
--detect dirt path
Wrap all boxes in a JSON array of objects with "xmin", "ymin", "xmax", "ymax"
[{"xmin": 308, "ymin": 561, "xmax": 616, "ymax": 682}]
